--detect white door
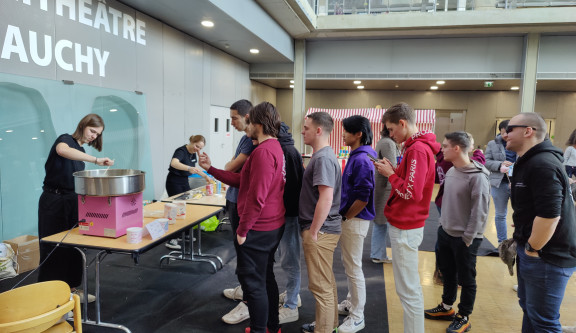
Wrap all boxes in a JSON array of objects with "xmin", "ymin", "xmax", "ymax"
[{"xmin": 209, "ymin": 106, "xmax": 233, "ymax": 170}]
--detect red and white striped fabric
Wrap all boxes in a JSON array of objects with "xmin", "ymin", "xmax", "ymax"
[{"xmin": 306, "ymin": 108, "xmax": 436, "ymax": 155}]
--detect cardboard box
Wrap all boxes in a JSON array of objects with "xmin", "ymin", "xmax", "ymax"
[{"xmin": 4, "ymin": 235, "xmax": 40, "ymax": 274}]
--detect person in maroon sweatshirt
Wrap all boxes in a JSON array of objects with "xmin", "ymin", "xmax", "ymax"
[
  {"xmin": 374, "ymin": 102, "xmax": 440, "ymax": 333},
  {"xmin": 199, "ymin": 102, "xmax": 286, "ymax": 333}
]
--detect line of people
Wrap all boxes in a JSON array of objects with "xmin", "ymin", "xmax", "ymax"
[{"xmin": 177, "ymin": 100, "xmax": 576, "ymax": 333}]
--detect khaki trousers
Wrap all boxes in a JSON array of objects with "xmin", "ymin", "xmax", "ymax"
[{"xmin": 302, "ymin": 230, "xmax": 340, "ymax": 333}]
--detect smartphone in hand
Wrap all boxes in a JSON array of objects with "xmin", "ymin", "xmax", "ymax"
[{"xmin": 367, "ymin": 154, "xmax": 379, "ymax": 163}]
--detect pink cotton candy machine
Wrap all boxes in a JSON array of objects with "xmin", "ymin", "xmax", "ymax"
[{"xmin": 73, "ymin": 169, "xmax": 145, "ymax": 238}]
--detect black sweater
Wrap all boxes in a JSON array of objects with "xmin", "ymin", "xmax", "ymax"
[
  {"xmin": 511, "ymin": 139, "xmax": 576, "ymax": 268},
  {"xmin": 278, "ymin": 123, "xmax": 304, "ymax": 218}
]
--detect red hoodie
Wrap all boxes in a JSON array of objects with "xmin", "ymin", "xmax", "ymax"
[{"xmin": 385, "ymin": 131, "xmax": 441, "ymax": 230}]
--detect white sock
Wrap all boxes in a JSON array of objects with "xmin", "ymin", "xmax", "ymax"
[{"xmin": 442, "ymin": 303, "xmax": 452, "ymax": 310}]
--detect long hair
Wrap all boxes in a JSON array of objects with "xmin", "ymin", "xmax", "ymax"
[
  {"xmin": 249, "ymin": 102, "xmax": 281, "ymax": 137},
  {"xmin": 71, "ymin": 114, "xmax": 105, "ymax": 151}
]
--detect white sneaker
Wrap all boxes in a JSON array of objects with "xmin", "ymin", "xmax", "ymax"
[
  {"xmin": 338, "ymin": 316, "xmax": 365, "ymax": 333},
  {"xmin": 278, "ymin": 290, "xmax": 302, "ymax": 307},
  {"xmin": 165, "ymin": 239, "xmax": 181, "ymax": 250},
  {"xmin": 513, "ymin": 284, "xmax": 518, "ymax": 292},
  {"xmin": 278, "ymin": 305, "xmax": 299, "ymax": 324},
  {"xmin": 222, "ymin": 302, "xmax": 250, "ymax": 324},
  {"xmin": 223, "ymin": 285, "xmax": 243, "ymax": 301},
  {"xmin": 338, "ymin": 299, "xmax": 352, "ymax": 315},
  {"xmin": 371, "ymin": 257, "xmax": 392, "ymax": 264}
]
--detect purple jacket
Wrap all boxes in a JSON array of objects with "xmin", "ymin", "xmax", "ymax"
[{"xmin": 340, "ymin": 145, "xmax": 377, "ymax": 220}]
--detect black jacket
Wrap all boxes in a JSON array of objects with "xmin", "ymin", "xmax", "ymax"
[
  {"xmin": 278, "ymin": 123, "xmax": 304, "ymax": 218},
  {"xmin": 511, "ymin": 139, "xmax": 576, "ymax": 268}
]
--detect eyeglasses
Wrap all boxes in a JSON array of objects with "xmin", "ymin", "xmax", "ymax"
[{"xmin": 506, "ymin": 125, "xmax": 537, "ymax": 134}]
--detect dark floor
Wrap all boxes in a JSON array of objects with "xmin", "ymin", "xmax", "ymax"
[{"xmin": 1, "ymin": 222, "xmax": 389, "ymax": 333}]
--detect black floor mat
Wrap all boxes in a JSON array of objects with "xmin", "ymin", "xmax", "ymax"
[{"xmin": 1, "ymin": 223, "xmax": 389, "ymax": 333}]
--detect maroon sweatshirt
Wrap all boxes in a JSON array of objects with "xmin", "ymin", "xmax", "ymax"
[{"xmin": 208, "ymin": 139, "xmax": 285, "ymax": 237}]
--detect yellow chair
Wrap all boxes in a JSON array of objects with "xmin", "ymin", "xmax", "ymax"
[{"xmin": 0, "ymin": 280, "xmax": 82, "ymax": 333}]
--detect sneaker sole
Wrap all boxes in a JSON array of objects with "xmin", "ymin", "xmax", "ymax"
[
  {"xmin": 339, "ymin": 323, "xmax": 365, "ymax": 333},
  {"xmin": 222, "ymin": 315, "xmax": 250, "ymax": 325},
  {"xmin": 425, "ymin": 313, "xmax": 455, "ymax": 321},
  {"xmin": 279, "ymin": 314, "xmax": 299, "ymax": 324},
  {"xmin": 446, "ymin": 322, "xmax": 471, "ymax": 333}
]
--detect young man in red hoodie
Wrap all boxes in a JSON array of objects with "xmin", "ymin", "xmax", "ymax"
[
  {"xmin": 374, "ymin": 103, "xmax": 440, "ymax": 333},
  {"xmin": 200, "ymin": 102, "xmax": 285, "ymax": 333}
]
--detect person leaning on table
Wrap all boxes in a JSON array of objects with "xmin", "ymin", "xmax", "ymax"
[{"xmin": 38, "ymin": 113, "xmax": 114, "ymax": 303}]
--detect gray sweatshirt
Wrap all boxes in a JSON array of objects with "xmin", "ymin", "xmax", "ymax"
[{"xmin": 439, "ymin": 160, "xmax": 491, "ymax": 246}]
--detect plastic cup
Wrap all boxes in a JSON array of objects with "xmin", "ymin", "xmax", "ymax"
[
  {"xmin": 173, "ymin": 200, "xmax": 186, "ymax": 220},
  {"xmin": 126, "ymin": 227, "xmax": 143, "ymax": 244}
]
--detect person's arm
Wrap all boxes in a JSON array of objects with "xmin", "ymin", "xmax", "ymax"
[
  {"xmin": 236, "ymin": 149, "xmax": 279, "ymax": 238},
  {"xmin": 225, "ymin": 153, "xmax": 249, "ymax": 172},
  {"xmin": 343, "ymin": 157, "xmax": 374, "ymax": 219},
  {"xmin": 484, "ymin": 141, "xmax": 508, "ymax": 172},
  {"xmin": 525, "ymin": 165, "xmax": 564, "ymax": 256},
  {"xmin": 462, "ymin": 174, "xmax": 491, "ymax": 246},
  {"xmin": 170, "ymin": 158, "xmax": 211, "ymax": 182},
  {"xmin": 386, "ymin": 150, "xmax": 430, "ymax": 202},
  {"xmin": 56, "ymin": 142, "xmax": 113, "ymax": 166},
  {"xmin": 525, "ymin": 216, "xmax": 560, "ymax": 257},
  {"xmin": 308, "ymin": 185, "xmax": 334, "ymax": 241},
  {"xmin": 198, "ymin": 153, "xmax": 240, "ymax": 187}
]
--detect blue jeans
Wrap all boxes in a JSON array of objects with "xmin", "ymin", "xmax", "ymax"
[
  {"xmin": 277, "ymin": 216, "xmax": 301, "ymax": 309},
  {"xmin": 389, "ymin": 224, "xmax": 425, "ymax": 333},
  {"xmin": 491, "ymin": 183, "xmax": 511, "ymax": 243},
  {"xmin": 516, "ymin": 248, "xmax": 575, "ymax": 333},
  {"xmin": 370, "ymin": 222, "xmax": 390, "ymax": 260}
]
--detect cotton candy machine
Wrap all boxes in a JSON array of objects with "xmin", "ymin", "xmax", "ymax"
[{"xmin": 73, "ymin": 169, "xmax": 146, "ymax": 238}]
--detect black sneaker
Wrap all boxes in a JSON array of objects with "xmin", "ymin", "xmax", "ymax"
[
  {"xmin": 301, "ymin": 322, "xmax": 337, "ymax": 333},
  {"xmin": 446, "ymin": 313, "xmax": 471, "ymax": 333},
  {"xmin": 301, "ymin": 322, "xmax": 315, "ymax": 333},
  {"xmin": 424, "ymin": 303, "xmax": 455, "ymax": 321}
]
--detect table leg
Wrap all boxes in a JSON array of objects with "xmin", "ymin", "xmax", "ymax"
[
  {"xmin": 73, "ymin": 247, "xmax": 132, "ymax": 333},
  {"xmin": 195, "ymin": 226, "xmax": 223, "ymax": 267},
  {"xmin": 159, "ymin": 227, "xmax": 219, "ymax": 272}
]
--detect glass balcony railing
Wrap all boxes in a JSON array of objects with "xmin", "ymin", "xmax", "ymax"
[{"xmin": 310, "ymin": 0, "xmax": 575, "ymax": 14}]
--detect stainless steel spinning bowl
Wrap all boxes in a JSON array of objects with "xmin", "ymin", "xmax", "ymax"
[{"xmin": 73, "ymin": 169, "xmax": 146, "ymax": 196}]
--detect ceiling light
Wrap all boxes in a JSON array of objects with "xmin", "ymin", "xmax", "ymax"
[
  {"xmin": 110, "ymin": 108, "xmax": 118, "ymax": 112},
  {"xmin": 201, "ymin": 20, "xmax": 214, "ymax": 27},
  {"xmin": 6, "ymin": 130, "xmax": 13, "ymax": 133},
  {"xmin": 436, "ymin": 80, "xmax": 445, "ymax": 85},
  {"xmin": 353, "ymin": 80, "xmax": 361, "ymax": 84},
  {"xmin": 290, "ymin": 85, "xmax": 294, "ymax": 88},
  {"xmin": 430, "ymin": 86, "xmax": 438, "ymax": 90},
  {"xmin": 395, "ymin": 84, "xmax": 399, "ymax": 88},
  {"xmin": 250, "ymin": 49, "xmax": 259, "ymax": 54},
  {"xmin": 40, "ymin": 129, "xmax": 44, "ymax": 132},
  {"xmin": 32, "ymin": 137, "xmax": 38, "ymax": 140},
  {"xmin": 357, "ymin": 85, "xmax": 364, "ymax": 89},
  {"xmin": 290, "ymin": 80, "xmax": 294, "ymax": 84},
  {"xmin": 511, "ymin": 86, "xmax": 520, "ymax": 90}
]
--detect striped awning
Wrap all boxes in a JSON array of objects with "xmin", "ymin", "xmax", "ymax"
[{"xmin": 306, "ymin": 108, "xmax": 436, "ymax": 155}]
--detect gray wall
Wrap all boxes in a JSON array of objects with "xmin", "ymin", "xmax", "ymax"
[{"xmin": 0, "ymin": 0, "xmax": 252, "ymax": 201}]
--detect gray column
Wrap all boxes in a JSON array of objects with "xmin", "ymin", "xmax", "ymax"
[
  {"xmin": 292, "ymin": 39, "xmax": 306, "ymax": 152},
  {"xmin": 520, "ymin": 33, "xmax": 540, "ymax": 113}
]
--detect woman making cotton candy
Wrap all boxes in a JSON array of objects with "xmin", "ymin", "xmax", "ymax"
[
  {"xmin": 165, "ymin": 135, "xmax": 211, "ymax": 250},
  {"xmin": 38, "ymin": 113, "xmax": 114, "ymax": 303}
]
